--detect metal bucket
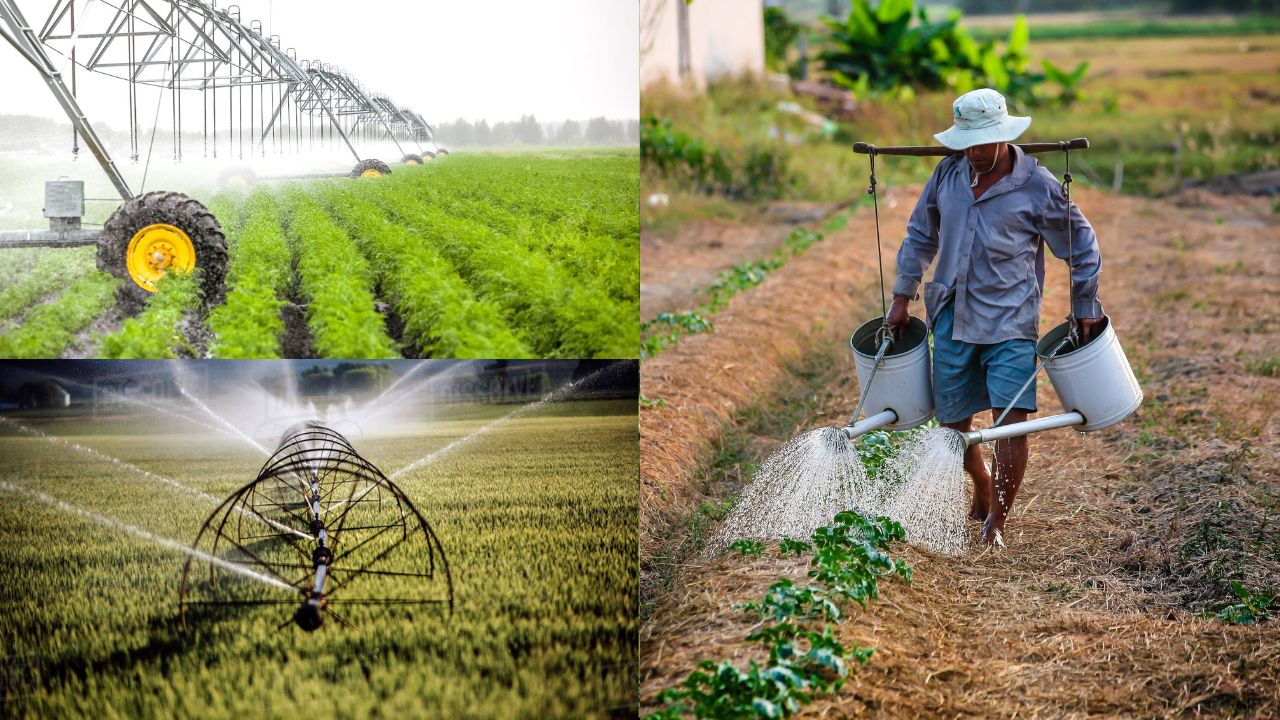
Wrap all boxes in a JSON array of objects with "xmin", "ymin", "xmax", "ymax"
[
  {"xmin": 849, "ymin": 316, "xmax": 934, "ymax": 431},
  {"xmin": 1036, "ymin": 315, "xmax": 1142, "ymax": 432}
]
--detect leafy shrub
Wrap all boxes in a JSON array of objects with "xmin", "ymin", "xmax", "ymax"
[
  {"xmin": 819, "ymin": 0, "xmax": 1087, "ymax": 107},
  {"xmin": 642, "ymin": 117, "xmax": 791, "ymax": 200},
  {"xmin": 764, "ymin": 6, "xmax": 802, "ymax": 73}
]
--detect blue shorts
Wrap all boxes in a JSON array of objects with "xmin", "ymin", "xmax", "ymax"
[{"xmin": 931, "ymin": 303, "xmax": 1038, "ymax": 423}]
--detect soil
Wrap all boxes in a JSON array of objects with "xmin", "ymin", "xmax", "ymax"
[
  {"xmin": 640, "ymin": 186, "xmax": 1280, "ymax": 717},
  {"xmin": 640, "ymin": 199, "xmax": 848, "ymax": 321}
]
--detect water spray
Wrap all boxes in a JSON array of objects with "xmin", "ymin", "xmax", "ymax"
[
  {"xmin": 0, "ymin": 480, "xmax": 293, "ymax": 592},
  {"xmin": 179, "ymin": 421, "xmax": 452, "ymax": 632}
]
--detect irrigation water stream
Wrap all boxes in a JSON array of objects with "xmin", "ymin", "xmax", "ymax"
[
  {"xmin": 0, "ymin": 480, "xmax": 294, "ymax": 592},
  {"xmin": 716, "ymin": 427, "xmax": 972, "ymax": 555}
]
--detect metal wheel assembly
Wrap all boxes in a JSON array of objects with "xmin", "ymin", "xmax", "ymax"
[
  {"xmin": 401, "ymin": 154, "xmax": 422, "ymax": 165},
  {"xmin": 98, "ymin": 191, "xmax": 228, "ymax": 311},
  {"xmin": 179, "ymin": 422, "xmax": 453, "ymax": 632}
]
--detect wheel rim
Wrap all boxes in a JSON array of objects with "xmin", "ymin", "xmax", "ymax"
[
  {"xmin": 360, "ymin": 168, "xmax": 384, "ymax": 178},
  {"xmin": 405, "ymin": 158, "xmax": 420, "ymax": 165},
  {"xmin": 126, "ymin": 223, "xmax": 195, "ymax": 292}
]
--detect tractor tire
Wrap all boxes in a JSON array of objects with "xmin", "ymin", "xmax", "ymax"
[
  {"xmin": 351, "ymin": 158, "xmax": 392, "ymax": 179},
  {"xmin": 401, "ymin": 153, "xmax": 422, "ymax": 165},
  {"xmin": 217, "ymin": 166, "xmax": 258, "ymax": 188},
  {"xmin": 98, "ymin": 191, "xmax": 228, "ymax": 314}
]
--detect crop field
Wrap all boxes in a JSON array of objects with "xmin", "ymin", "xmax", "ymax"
[
  {"xmin": 641, "ymin": 12, "xmax": 1280, "ymax": 716},
  {"xmin": 0, "ymin": 150, "xmax": 639, "ymax": 359},
  {"xmin": 0, "ymin": 391, "xmax": 638, "ymax": 718}
]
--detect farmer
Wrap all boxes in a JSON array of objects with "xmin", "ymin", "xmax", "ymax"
[{"xmin": 884, "ymin": 88, "xmax": 1104, "ymax": 547}]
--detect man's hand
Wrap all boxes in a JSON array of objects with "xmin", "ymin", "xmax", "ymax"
[
  {"xmin": 1076, "ymin": 316, "xmax": 1104, "ymax": 346},
  {"xmin": 885, "ymin": 295, "xmax": 911, "ymax": 341}
]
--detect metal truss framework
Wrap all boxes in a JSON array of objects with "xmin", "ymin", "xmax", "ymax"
[{"xmin": 0, "ymin": 0, "xmax": 440, "ymax": 200}]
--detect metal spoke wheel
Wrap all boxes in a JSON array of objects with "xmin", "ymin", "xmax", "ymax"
[{"xmin": 179, "ymin": 422, "xmax": 453, "ymax": 632}]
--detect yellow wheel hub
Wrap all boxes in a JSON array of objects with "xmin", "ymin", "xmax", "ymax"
[
  {"xmin": 360, "ymin": 168, "xmax": 384, "ymax": 178},
  {"xmin": 405, "ymin": 158, "xmax": 421, "ymax": 165},
  {"xmin": 126, "ymin": 223, "xmax": 195, "ymax": 292}
]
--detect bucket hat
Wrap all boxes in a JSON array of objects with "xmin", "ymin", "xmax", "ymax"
[{"xmin": 934, "ymin": 88, "xmax": 1031, "ymax": 150}]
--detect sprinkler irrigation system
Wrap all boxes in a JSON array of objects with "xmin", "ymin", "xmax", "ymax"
[
  {"xmin": 0, "ymin": 0, "xmax": 449, "ymax": 306},
  {"xmin": 179, "ymin": 421, "xmax": 453, "ymax": 632}
]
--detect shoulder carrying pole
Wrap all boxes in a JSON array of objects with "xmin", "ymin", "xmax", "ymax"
[{"xmin": 852, "ymin": 138, "xmax": 1089, "ymax": 157}]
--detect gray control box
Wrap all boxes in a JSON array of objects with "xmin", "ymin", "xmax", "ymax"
[{"xmin": 44, "ymin": 180, "xmax": 84, "ymax": 219}]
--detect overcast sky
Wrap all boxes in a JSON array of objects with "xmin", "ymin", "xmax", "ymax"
[{"xmin": 0, "ymin": 0, "xmax": 640, "ymax": 131}]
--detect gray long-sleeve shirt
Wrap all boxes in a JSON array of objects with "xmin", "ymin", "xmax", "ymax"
[{"xmin": 892, "ymin": 144, "xmax": 1103, "ymax": 344}]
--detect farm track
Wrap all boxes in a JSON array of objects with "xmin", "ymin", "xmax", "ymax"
[{"xmin": 640, "ymin": 187, "xmax": 1280, "ymax": 717}]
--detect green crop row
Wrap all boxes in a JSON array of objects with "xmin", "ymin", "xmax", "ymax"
[
  {"xmin": 97, "ymin": 271, "xmax": 201, "ymax": 359},
  {"xmin": 409, "ymin": 155, "xmax": 638, "ymax": 241},
  {"xmin": 649, "ymin": 512, "xmax": 911, "ymax": 719},
  {"xmin": 642, "ymin": 226, "xmax": 830, "ymax": 358},
  {"xmin": 0, "ymin": 248, "xmax": 49, "ymax": 289},
  {"xmin": 313, "ymin": 182, "xmax": 531, "ymax": 358},
  {"xmin": 206, "ymin": 189, "xmax": 292, "ymax": 358},
  {"xmin": 383, "ymin": 174, "xmax": 637, "ymax": 306},
  {"xmin": 0, "ymin": 247, "xmax": 95, "ymax": 324},
  {"xmin": 0, "ymin": 272, "xmax": 118, "ymax": 358},
  {"xmin": 369, "ymin": 178, "xmax": 636, "ymax": 358},
  {"xmin": 279, "ymin": 186, "xmax": 399, "ymax": 358}
]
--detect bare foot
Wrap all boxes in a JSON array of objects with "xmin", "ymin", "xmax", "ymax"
[{"xmin": 979, "ymin": 518, "xmax": 1006, "ymax": 547}]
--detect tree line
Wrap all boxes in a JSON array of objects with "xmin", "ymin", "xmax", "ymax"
[{"xmin": 433, "ymin": 115, "xmax": 640, "ymax": 147}]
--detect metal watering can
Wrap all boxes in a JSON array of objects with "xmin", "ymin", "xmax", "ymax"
[{"xmin": 841, "ymin": 315, "xmax": 1143, "ymax": 447}]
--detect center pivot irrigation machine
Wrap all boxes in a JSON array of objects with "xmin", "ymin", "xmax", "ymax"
[
  {"xmin": 179, "ymin": 422, "xmax": 453, "ymax": 632},
  {"xmin": 839, "ymin": 138, "xmax": 1143, "ymax": 449},
  {"xmin": 0, "ymin": 0, "xmax": 448, "ymax": 307}
]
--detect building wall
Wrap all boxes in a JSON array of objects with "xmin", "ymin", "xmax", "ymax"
[{"xmin": 641, "ymin": 0, "xmax": 765, "ymax": 89}]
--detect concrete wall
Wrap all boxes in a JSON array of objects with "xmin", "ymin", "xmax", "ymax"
[{"xmin": 641, "ymin": 0, "xmax": 765, "ymax": 89}]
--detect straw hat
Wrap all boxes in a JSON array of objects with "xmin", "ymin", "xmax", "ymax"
[{"xmin": 934, "ymin": 88, "xmax": 1031, "ymax": 150}]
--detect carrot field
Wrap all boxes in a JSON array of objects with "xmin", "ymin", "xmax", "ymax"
[{"xmin": 0, "ymin": 150, "xmax": 639, "ymax": 360}]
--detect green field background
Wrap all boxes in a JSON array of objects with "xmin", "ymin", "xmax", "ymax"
[{"xmin": 0, "ymin": 398, "xmax": 637, "ymax": 718}]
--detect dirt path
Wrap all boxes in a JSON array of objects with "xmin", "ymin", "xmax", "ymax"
[
  {"xmin": 640, "ymin": 187, "xmax": 1280, "ymax": 717},
  {"xmin": 640, "ymin": 199, "xmax": 857, "ymax": 321}
]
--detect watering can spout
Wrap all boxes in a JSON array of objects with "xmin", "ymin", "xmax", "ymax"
[
  {"xmin": 955, "ymin": 411, "xmax": 1086, "ymax": 447},
  {"xmin": 841, "ymin": 409, "xmax": 898, "ymax": 440}
]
